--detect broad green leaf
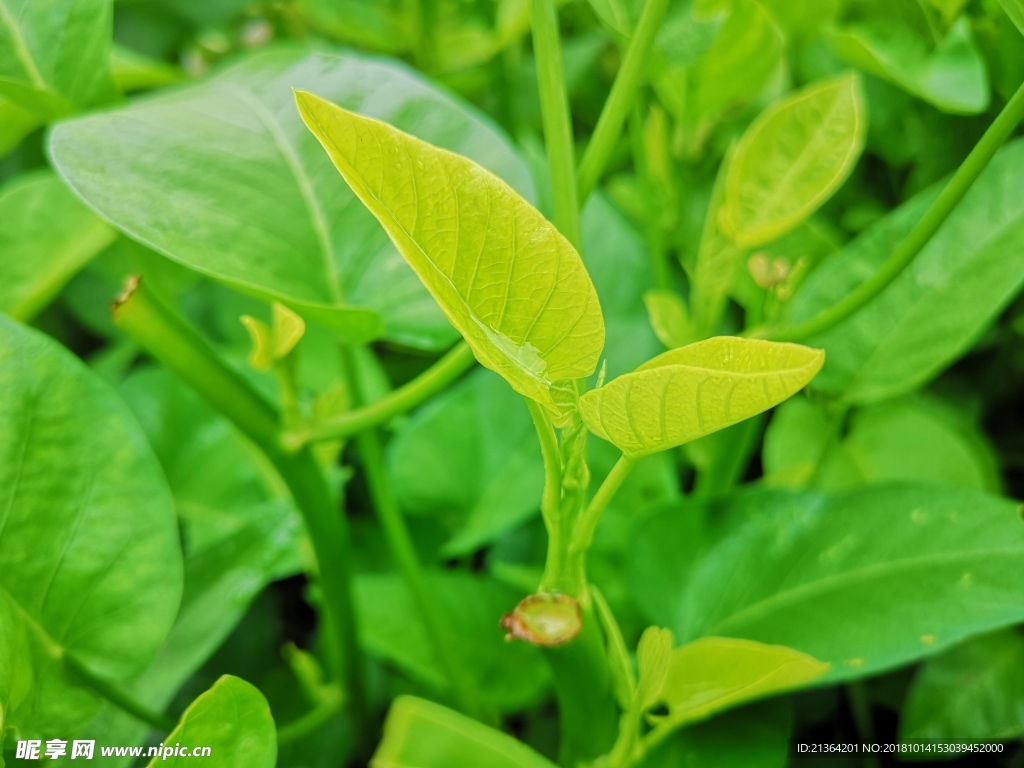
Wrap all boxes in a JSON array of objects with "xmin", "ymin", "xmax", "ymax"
[
  {"xmin": 0, "ymin": 0, "xmax": 116, "ymax": 117},
  {"xmin": 296, "ymin": 90, "xmax": 605, "ymax": 416},
  {"xmin": 298, "ymin": 0, "xmax": 406, "ymax": 53},
  {"xmin": 110, "ymin": 44, "xmax": 181, "ymax": 93},
  {"xmin": 901, "ymin": 630, "xmax": 1024, "ymax": 741},
  {"xmin": 718, "ymin": 73, "xmax": 866, "ymax": 248},
  {"xmin": 50, "ymin": 48, "xmax": 535, "ymax": 350},
  {"xmin": 657, "ymin": 637, "xmax": 828, "ymax": 727},
  {"xmin": 829, "ymin": 17, "xmax": 989, "ymax": 114},
  {"xmin": 675, "ymin": 486, "xmax": 1024, "ymax": 682},
  {"xmin": 638, "ymin": 701, "xmax": 791, "ymax": 768},
  {"xmin": 389, "ymin": 369, "xmax": 545, "ymax": 558},
  {"xmin": 146, "ymin": 676, "xmax": 275, "ymax": 768},
  {"xmin": 355, "ymin": 571, "xmax": 548, "ymax": 712},
  {"xmin": 0, "ymin": 96, "xmax": 38, "ymax": 155},
  {"xmin": 1000, "ymin": 0, "xmax": 1024, "ymax": 37},
  {"xmin": 760, "ymin": 396, "xmax": 862, "ymax": 490},
  {"xmin": 0, "ymin": 171, "xmax": 115, "ymax": 321},
  {"xmin": 0, "ymin": 318, "xmax": 182, "ymax": 736},
  {"xmin": 579, "ymin": 337, "xmax": 824, "ymax": 456},
  {"xmin": 791, "ymin": 140, "xmax": 1024, "ymax": 403},
  {"xmin": 372, "ymin": 696, "xmax": 558, "ymax": 768},
  {"xmin": 644, "ymin": 290, "xmax": 695, "ymax": 349}
]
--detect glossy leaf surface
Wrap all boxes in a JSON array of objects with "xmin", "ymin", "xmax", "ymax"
[
  {"xmin": 146, "ymin": 676, "xmax": 275, "ymax": 767},
  {"xmin": 296, "ymin": 89, "xmax": 605, "ymax": 415},
  {"xmin": 675, "ymin": 486, "xmax": 1024, "ymax": 682},
  {"xmin": 792, "ymin": 140, "xmax": 1024, "ymax": 403},
  {"xmin": 50, "ymin": 48, "xmax": 534, "ymax": 349},
  {"xmin": 0, "ymin": 318, "xmax": 182, "ymax": 735},
  {"xmin": 719, "ymin": 73, "xmax": 866, "ymax": 248},
  {"xmin": 0, "ymin": 171, "xmax": 114, "ymax": 321},
  {"xmin": 372, "ymin": 696, "xmax": 558, "ymax": 768},
  {"xmin": 0, "ymin": 0, "xmax": 116, "ymax": 116},
  {"xmin": 580, "ymin": 337, "xmax": 824, "ymax": 456}
]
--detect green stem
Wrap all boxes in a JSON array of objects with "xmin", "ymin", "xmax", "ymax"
[
  {"xmin": 528, "ymin": 400, "xmax": 563, "ymax": 533},
  {"xmin": 64, "ymin": 656, "xmax": 176, "ymax": 733},
  {"xmin": 530, "ymin": 0, "xmax": 583, "ymax": 250},
  {"xmin": 570, "ymin": 454, "xmax": 637, "ymax": 555},
  {"xmin": 277, "ymin": 696, "xmax": 344, "ymax": 745},
  {"xmin": 111, "ymin": 277, "xmax": 369, "ymax": 739},
  {"xmin": 577, "ymin": 0, "xmax": 670, "ymax": 205},
  {"xmin": 287, "ymin": 341, "xmax": 476, "ymax": 448},
  {"xmin": 342, "ymin": 349, "xmax": 482, "ymax": 719},
  {"xmin": 762, "ymin": 78, "xmax": 1024, "ymax": 343},
  {"xmin": 630, "ymin": 98, "xmax": 671, "ymax": 290}
]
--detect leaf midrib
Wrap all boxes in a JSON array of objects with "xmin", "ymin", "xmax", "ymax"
[{"xmin": 0, "ymin": 1, "xmax": 47, "ymax": 91}]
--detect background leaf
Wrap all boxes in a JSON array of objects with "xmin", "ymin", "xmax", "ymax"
[
  {"xmin": 0, "ymin": 170, "xmax": 114, "ymax": 321},
  {"xmin": 0, "ymin": 317, "xmax": 182, "ymax": 736},
  {"xmin": 719, "ymin": 73, "xmax": 866, "ymax": 248},
  {"xmin": 49, "ymin": 47, "xmax": 535, "ymax": 350},
  {"xmin": 147, "ymin": 675, "xmax": 275, "ymax": 767},
  {"xmin": 792, "ymin": 140, "xmax": 1024, "ymax": 403}
]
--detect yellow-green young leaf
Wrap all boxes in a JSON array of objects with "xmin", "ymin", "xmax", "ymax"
[
  {"xmin": 372, "ymin": 696, "xmax": 559, "ymax": 768},
  {"xmin": 295, "ymin": 91, "xmax": 605, "ymax": 417},
  {"xmin": 719, "ymin": 73, "xmax": 866, "ymax": 248},
  {"xmin": 579, "ymin": 337, "xmax": 824, "ymax": 456},
  {"xmin": 637, "ymin": 627, "xmax": 674, "ymax": 709},
  {"xmin": 271, "ymin": 302, "xmax": 306, "ymax": 358},
  {"xmin": 658, "ymin": 637, "xmax": 828, "ymax": 728},
  {"xmin": 241, "ymin": 316, "xmax": 275, "ymax": 372},
  {"xmin": 1000, "ymin": 0, "xmax": 1024, "ymax": 36},
  {"xmin": 643, "ymin": 290, "xmax": 695, "ymax": 349}
]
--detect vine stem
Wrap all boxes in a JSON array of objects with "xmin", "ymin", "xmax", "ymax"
[
  {"xmin": 570, "ymin": 454, "xmax": 637, "ymax": 555},
  {"xmin": 64, "ymin": 656, "xmax": 176, "ymax": 733},
  {"xmin": 286, "ymin": 341, "xmax": 476, "ymax": 448},
  {"xmin": 530, "ymin": 0, "xmax": 583, "ymax": 250},
  {"xmin": 577, "ymin": 0, "xmax": 670, "ymax": 205},
  {"xmin": 341, "ymin": 349, "xmax": 482, "ymax": 719},
  {"xmin": 761, "ymin": 77, "xmax": 1024, "ymax": 343},
  {"xmin": 111, "ymin": 277, "xmax": 369, "ymax": 742}
]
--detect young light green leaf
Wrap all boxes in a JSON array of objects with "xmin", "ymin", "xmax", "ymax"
[
  {"xmin": 829, "ymin": 18, "xmax": 989, "ymax": 115},
  {"xmin": 791, "ymin": 140, "xmax": 1024, "ymax": 404},
  {"xmin": 0, "ymin": 318, "xmax": 182, "ymax": 737},
  {"xmin": 643, "ymin": 290, "xmax": 695, "ymax": 349},
  {"xmin": 0, "ymin": 0, "xmax": 116, "ymax": 117},
  {"xmin": 372, "ymin": 696, "xmax": 558, "ymax": 768},
  {"xmin": 658, "ymin": 637, "xmax": 828, "ymax": 727},
  {"xmin": 0, "ymin": 171, "xmax": 115, "ymax": 321},
  {"xmin": 676, "ymin": 486, "xmax": 1024, "ymax": 683},
  {"xmin": 146, "ymin": 676, "xmax": 275, "ymax": 767},
  {"xmin": 296, "ymin": 90, "xmax": 605, "ymax": 417},
  {"xmin": 50, "ymin": 49, "xmax": 535, "ymax": 350},
  {"xmin": 901, "ymin": 630, "xmax": 1024, "ymax": 741},
  {"xmin": 579, "ymin": 337, "xmax": 824, "ymax": 456},
  {"xmin": 1000, "ymin": 0, "xmax": 1024, "ymax": 37},
  {"xmin": 718, "ymin": 73, "xmax": 866, "ymax": 249},
  {"xmin": 637, "ymin": 627, "xmax": 674, "ymax": 709}
]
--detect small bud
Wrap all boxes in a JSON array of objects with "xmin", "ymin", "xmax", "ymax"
[{"xmin": 500, "ymin": 593, "xmax": 582, "ymax": 647}]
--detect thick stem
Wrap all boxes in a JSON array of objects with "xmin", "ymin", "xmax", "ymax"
[
  {"xmin": 762, "ymin": 78, "xmax": 1024, "ymax": 343},
  {"xmin": 111, "ymin": 277, "xmax": 369, "ymax": 739},
  {"xmin": 544, "ymin": 601, "xmax": 620, "ymax": 766},
  {"xmin": 64, "ymin": 656, "xmax": 175, "ymax": 733},
  {"xmin": 530, "ymin": 0, "xmax": 583, "ymax": 250},
  {"xmin": 577, "ymin": 0, "xmax": 670, "ymax": 205},
  {"xmin": 288, "ymin": 341, "xmax": 476, "ymax": 448},
  {"xmin": 342, "ymin": 349, "xmax": 481, "ymax": 718}
]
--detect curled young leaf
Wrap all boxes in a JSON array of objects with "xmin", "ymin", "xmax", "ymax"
[
  {"xmin": 295, "ymin": 90, "xmax": 605, "ymax": 419},
  {"xmin": 579, "ymin": 337, "xmax": 824, "ymax": 456},
  {"xmin": 719, "ymin": 73, "xmax": 866, "ymax": 248},
  {"xmin": 636, "ymin": 626, "xmax": 675, "ymax": 710},
  {"xmin": 658, "ymin": 637, "xmax": 828, "ymax": 727}
]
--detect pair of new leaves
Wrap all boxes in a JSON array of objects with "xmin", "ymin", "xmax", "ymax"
[{"xmin": 295, "ymin": 81, "xmax": 836, "ymax": 455}]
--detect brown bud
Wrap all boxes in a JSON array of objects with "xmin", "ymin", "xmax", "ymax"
[{"xmin": 500, "ymin": 593, "xmax": 582, "ymax": 647}]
